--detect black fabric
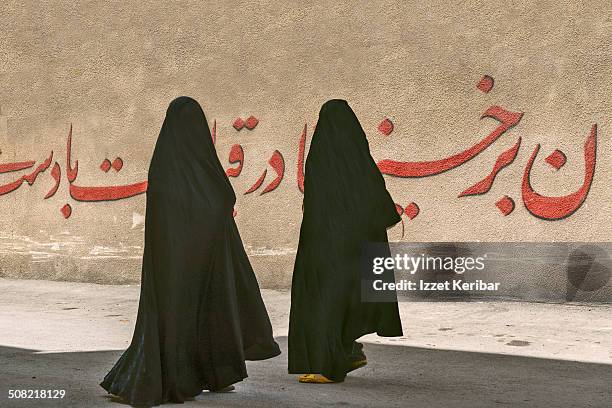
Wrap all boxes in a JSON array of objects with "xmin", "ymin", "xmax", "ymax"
[
  {"xmin": 288, "ymin": 99, "xmax": 403, "ymax": 382},
  {"xmin": 100, "ymin": 97, "xmax": 280, "ymax": 407}
]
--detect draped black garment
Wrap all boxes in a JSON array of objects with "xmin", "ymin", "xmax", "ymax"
[
  {"xmin": 101, "ymin": 97, "xmax": 280, "ymax": 407},
  {"xmin": 288, "ymin": 99, "xmax": 403, "ymax": 382}
]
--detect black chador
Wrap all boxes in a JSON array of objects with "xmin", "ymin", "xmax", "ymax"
[
  {"xmin": 101, "ymin": 97, "xmax": 280, "ymax": 406},
  {"xmin": 288, "ymin": 99, "xmax": 403, "ymax": 383}
]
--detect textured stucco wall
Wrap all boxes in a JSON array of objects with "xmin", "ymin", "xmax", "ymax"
[{"xmin": 0, "ymin": 1, "xmax": 610, "ymax": 298}]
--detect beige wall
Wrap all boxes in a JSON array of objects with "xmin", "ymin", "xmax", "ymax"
[{"xmin": 0, "ymin": 1, "xmax": 610, "ymax": 289}]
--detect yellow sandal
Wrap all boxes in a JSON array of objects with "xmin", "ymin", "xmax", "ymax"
[
  {"xmin": 349, "ymin": 359, "xmax": 367, "ymax": 372},
  {"xmin": 298, "ymin": 374, "xmax": 336, "ymax": 384}
]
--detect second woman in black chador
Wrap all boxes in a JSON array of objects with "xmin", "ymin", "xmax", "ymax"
[
  {"xmin": 101, "ymin": 97, "xmax": 280, "ymax": 406},
  {"xmin": 288, "ymin": 99, "xmax": 403, "ymax": 384}
]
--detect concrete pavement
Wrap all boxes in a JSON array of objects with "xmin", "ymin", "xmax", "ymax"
[{"xmin": 0, "ymin": 278, "xmax": 611, "ymax": 407}]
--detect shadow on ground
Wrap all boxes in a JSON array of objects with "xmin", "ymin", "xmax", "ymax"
[{"xmin": 1, "ymin": 337, "xmax": 610, "ymax": 408}]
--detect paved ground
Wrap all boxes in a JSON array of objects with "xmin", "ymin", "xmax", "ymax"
[{"xmin": 0, "ymin": 278, "xmax": 611, "ymax": 407}]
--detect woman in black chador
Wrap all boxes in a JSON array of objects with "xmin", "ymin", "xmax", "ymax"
[
  {"xmin": 101, "ymin": 97, "xmax": 280, "ymax": 406},
  {"xmin": 289, "ymin": 99, "xmax": 403, "ymax": 384}
]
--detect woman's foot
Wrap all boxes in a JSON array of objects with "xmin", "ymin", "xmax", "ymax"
[
  {"xmin": 298, "ymin": 374, "xmax": 336, "ymax": 384},
  {"xmin": 348, "ymin": 358, "xmax": 367, "ymax": 372},
  {"xmin": 347, "ymin": 341, "xmax": 367, "ymax": 372},
  {"xmin": 210, "ymin": 385, "xmax": 235, "ymax": 393}
]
